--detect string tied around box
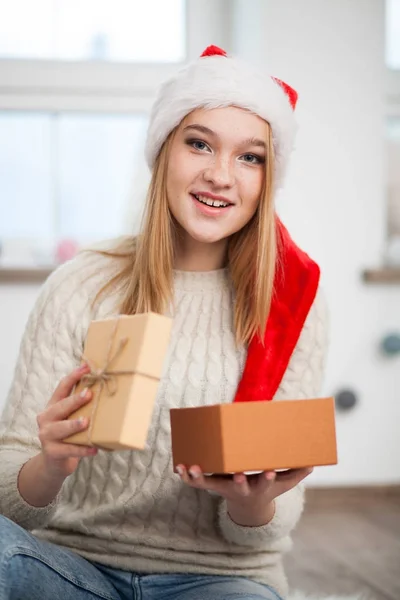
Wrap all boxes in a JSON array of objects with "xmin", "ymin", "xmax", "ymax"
[{"xmin": 80, "ymin": 317, "xmax": 134, "ymax": 446}]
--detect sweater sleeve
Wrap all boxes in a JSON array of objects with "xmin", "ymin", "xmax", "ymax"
[
  {"xmin": 218, "ymin": 285, "xmax": 329, "ymax": 548},
  {"xmin": 0, "ymin": 253, "xmax": 104, "ymax": 530}
]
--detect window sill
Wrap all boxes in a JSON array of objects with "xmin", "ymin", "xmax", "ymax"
[
  {"xmin": 0, "ymin": 266, "xmax": 55, "ymax": 284},
  {"xmin": 362, "ymin": 267, "xmax": 400, "ymax": 284},
  {"xmin": 2, "ymin": 265, "xmax": 400, "ymax": 286}
]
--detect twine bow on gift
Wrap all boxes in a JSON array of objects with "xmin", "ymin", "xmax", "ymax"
[{"xmin": 79, "ymin": 317, "xmax": 134, "ymax": 446}]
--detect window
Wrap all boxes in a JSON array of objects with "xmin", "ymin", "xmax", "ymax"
[
  {"xmin": 0, "ymin": 0, "xmax": 230, "ymax": 267},
  {"xmin": 385, "ymin": 1, "xmax": 400, "ymax": 264},
  {"xmin": 386, "ymin": 0, "xmax": 400, "ymax": 69},
  {"xmin": 0, "ymin": 112, "xmax": 148, "ymax": 242},
  {"xmin": 0, "ymin": 0, "xmax": 185, "ymax": 63}
]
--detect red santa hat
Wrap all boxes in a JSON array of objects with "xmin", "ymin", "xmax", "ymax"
[{"xmin": 145, "ymin": 45, "xmax": 299, "ymax": 188}]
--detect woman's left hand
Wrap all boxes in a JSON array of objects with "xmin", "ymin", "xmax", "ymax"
[{"xmin": 176, "ymin": 464, "xmax": 313, "ymax": 527}]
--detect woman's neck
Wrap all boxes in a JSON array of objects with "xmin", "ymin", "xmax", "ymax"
[{"xmin": 174, "ymin": 235, "xmax": 228, "ymax": 272}]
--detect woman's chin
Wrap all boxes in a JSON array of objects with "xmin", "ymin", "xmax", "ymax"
[
  {"xmin": 182, "ymin": 222, "xmax": 231, "ymax": 245},
  {"xmin": 188, "ymin": 231, "xmax": 227, "ymax": 245}
]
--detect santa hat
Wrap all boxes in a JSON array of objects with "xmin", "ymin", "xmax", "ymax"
[{"xmin": 145, "ymin": 45, "xmax": 298, "ymax": 188}]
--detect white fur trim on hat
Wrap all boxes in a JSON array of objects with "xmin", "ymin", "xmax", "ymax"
[{"xmin": 145, "ymin": 48, "xmax": 298, "ymax": 188}]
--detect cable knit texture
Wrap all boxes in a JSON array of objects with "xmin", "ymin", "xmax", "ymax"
[{"xmin": 0, "ymin": 250, "xmax": 329, "ymax": 599}]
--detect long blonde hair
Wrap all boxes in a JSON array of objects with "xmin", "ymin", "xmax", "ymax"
[{"xmin": 95, "ymin": 122, "xmax": 277, "ymax": 346}]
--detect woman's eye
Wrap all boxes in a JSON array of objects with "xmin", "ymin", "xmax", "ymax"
[
  {"xmin": 187, "ymin": 139, "xmax": 210, "ymax": 152},
  {"xmin": 241, "ymin": 154, "xmax": 264, "ymax": 164}
]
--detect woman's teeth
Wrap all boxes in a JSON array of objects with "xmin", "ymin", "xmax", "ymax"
[{"xmin": 193, "ymin": 194, "xmax": 230, "ymax": 208}]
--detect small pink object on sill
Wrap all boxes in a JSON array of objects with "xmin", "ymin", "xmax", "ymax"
[{"xmin": 55, "ymin": 239, "xmax": 79, "ymax": 264}]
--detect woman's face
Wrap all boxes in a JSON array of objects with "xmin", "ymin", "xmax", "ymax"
[{"xmin": 166, "ymin": 106, "xmax": 269, "ymax": 246}]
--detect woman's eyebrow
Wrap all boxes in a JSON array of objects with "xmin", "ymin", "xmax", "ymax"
[
  {"xmin": 183, "ymin": 124, "xmax": 216, "ymax": 137},
  {"xmin": 241, "ymin": 138, "xmax": 266, "ymax": 150}
]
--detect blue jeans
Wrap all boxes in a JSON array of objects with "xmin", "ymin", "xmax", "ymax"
[{"xmin": 0, "ymin": 516, "xmax": 283, "ymax": 600}]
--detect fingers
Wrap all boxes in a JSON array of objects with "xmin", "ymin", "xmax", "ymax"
[
  {"xmin": 253, "ymin": 470, "xmax": 276, "ymax": 491},
  {"xmin": 275, "ymin": 467, "xmax": 313, "ymax": 483},
  {"xmin": 45, "ymin": 441, "xmax": 98, "ymax": 460},
  {"xmin": 38, "ymin": 386, "xmax": 96, "ymax": 458},
  {"xmin": 39, "ymin": 413, "xmax": 97, "ymax": 461},
  {"xmin": 40, "ymin": 414, "xmax": 89, "ymax": 443},
  {"xmin": 176, "ymin": 465, "xmax": 230, "ymax": 495},
  {"xmin": 176, "ymin": 465, "xmax": 205, "ymax": 487},
  {"xmin": 232, "ymin": 472, "xmax": 251, "ymax": 496},
  {"xmin": 175, "ymin": 464, "xmax": 314, "ymax": 503},
  {"xmin": 274, "ymin": 467, "xmax": 313, "ymax": 492},
  {"xmin": 35, "ymin": 366, "xmax": 98, "ymax": 477},
  {"xmin": 232, "ymin": 470, "xmax": 277, "ymax": 495},
  {"xmin": 176, "ymin": 465, "xmax": 271, "ymax": 497},
  {"xmin": 49, "ymin": 364, "xmax": 90, "ymax": 406},
  {"xmin": 176, "ymin": 465, "xmax": 253, "ymax": 498},
  {"xmin": 46, "ymin": 387, "xmax": 93, "ymax": 422}
]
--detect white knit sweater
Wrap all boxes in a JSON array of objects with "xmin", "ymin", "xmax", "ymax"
[{"xmin": 0, "ymin": 250, "xmax": 329, "ymax": 599}]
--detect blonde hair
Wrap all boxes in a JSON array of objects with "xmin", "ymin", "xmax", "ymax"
[{"xmin": 95, "ymin": 123, "xmax": 277, "ymax": 346}]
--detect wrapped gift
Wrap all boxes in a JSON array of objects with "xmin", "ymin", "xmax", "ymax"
[
  {"xmin": 170, "ymin": 398, "xmax": 337, "ymax": 473},
  {"xmin": 65, "ymin": 313, "xmax": 172, "ymax": 450}
]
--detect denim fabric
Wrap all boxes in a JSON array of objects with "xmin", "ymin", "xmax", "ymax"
[{"xmin": 0, "ymin": 516, "xmax": 283, "ymax": 600}]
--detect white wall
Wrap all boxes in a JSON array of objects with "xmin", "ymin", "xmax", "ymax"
[
  {"xmin": 0, "ymin": 286, "xmax": 41, "ymax": 399},
  {"xmin": 1, "ymin": 0, "xmax": 399, "ymax": 487}
]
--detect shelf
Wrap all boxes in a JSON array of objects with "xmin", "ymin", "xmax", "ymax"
[
  {"xmin": 362, "ymin": 267, "xmax": 400, "ymax": 284},
  {"xmin": 2, "ymin": 265, "xmax": 399, "ymax": 285},
  {"xmin": 0, "ymin": 266, "xmax": 55, "ymax": 284}
]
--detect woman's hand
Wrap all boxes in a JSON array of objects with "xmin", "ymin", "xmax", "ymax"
[
  {"xmin": 176, "ymin": 464, "xmax": 313, "ymax": 527},
  {"xmin": 36, "ymin": 363, "xmax": 98, "ymax": 481},
  {"xmin": 18, "ymin": 364, "xmax": 98, "ymax": 508}
]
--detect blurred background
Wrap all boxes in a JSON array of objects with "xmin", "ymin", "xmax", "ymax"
[{"xmin": 0, "ymin": 0, "xmax": 399, "ymax": 491}]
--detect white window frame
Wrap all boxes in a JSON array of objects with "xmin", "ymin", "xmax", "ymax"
[
  {"xmin": 386, "ymin": 0, "xmax": 400, "ymax": 117},
  {"xmin": 0, "ymin": 0, "xmax": 232, "ymax": 114},
  {"xmin": 385, "ymin": 0, "xmax": 400, "ymax": 254}
]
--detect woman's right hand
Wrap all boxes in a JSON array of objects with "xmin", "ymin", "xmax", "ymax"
[{"xmin": 37, "ymin": 363, "xmax": 98, "ymax": 481}]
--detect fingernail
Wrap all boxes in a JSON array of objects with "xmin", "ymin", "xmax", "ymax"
[
  {"xmin": 176, "ymin": 466, "xmax": 184, "ymax": 476},
  {"xmin": 189, "ymin": 469, "xmax": 200, "ymax": 479},
  {"xmin": 78, "ymin": 363, "xmax": 88, "ymax": 372},
  {"xmin": 80, "ymin": 387, "xmax": 89, "ymax": 398},
  {"xmin": 77, "ymin": 416, "xmax": 87, "ymax": 426}
]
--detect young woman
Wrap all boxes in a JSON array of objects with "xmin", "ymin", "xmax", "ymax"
[{"xmin": 0, "ymin": 46, "xmax": 328, "ymax": 600}]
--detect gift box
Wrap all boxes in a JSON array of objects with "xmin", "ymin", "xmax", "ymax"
[
  {"xmin": 170, "ymin": 398, "xmax": 337, "ymax": 473},
  {"xmin": 65, "ymin": 312, "xmax": 172, "ymax": 450}
]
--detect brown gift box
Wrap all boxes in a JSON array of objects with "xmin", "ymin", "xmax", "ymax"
[
  {"xmin": 170, "ymin": 398, "xmax": 337, "ymax": 473},
  {"xmin": 65, "ymin": 313, "xmax": 172, "ymax": 450}
]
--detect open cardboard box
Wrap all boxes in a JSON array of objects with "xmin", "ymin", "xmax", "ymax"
[{"xmin": 170, "ymin": 397, "xmax": 337, "ymax": 474}]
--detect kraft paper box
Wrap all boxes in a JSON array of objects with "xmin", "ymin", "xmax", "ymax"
[
  {"xmin": 65, "ymin": 313, "xmax": 172, "ymax": 451},
  {"xmin": 170, "ymin": 398, "xmax": 337, "ymax": 473}
]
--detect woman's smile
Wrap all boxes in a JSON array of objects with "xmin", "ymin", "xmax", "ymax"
[{"xmin": 190, "ymin": 191, "xmax": 234, "ymax": 217}]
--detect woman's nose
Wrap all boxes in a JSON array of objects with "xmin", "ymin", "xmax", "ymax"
[{"xmin": 203, "ymin": 157, "xmax": 235, "ymax": 188}]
